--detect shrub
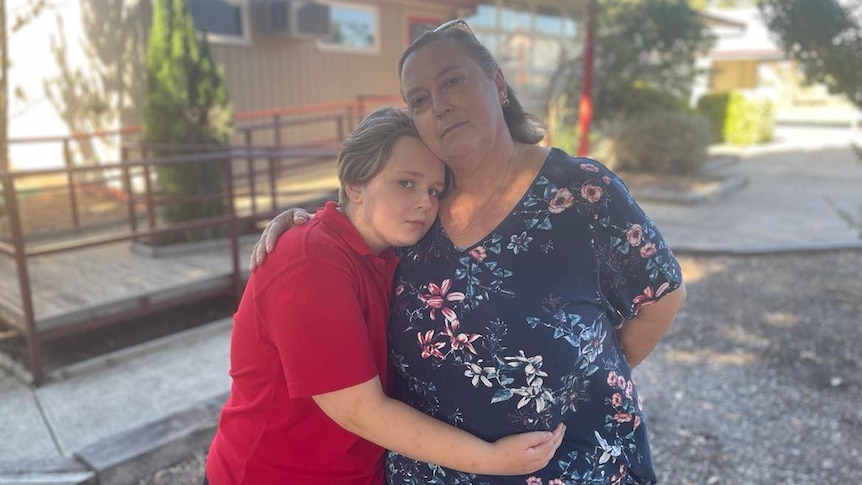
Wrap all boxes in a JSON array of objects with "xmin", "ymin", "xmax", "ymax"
[
  {"xmin": 622, "ymin": 85, "xmax": 694, "ymax": 117},
  {"xmin": 143, "ymin": 0, "xmax": 232, "ymax": 244},
  {"xmin": 697, "ymin": 91, "xmax": 775, "ymax": 145},
  {"xmin": 609, "ymin": 111, "xmax": 711, "ymax": 174}
]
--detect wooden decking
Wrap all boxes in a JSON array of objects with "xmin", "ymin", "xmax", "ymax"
[{"xmin": 0, "ymin": 235, "xmax": 257, "ymax": 335}]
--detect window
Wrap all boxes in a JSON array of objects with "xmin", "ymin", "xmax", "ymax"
[
  {"xmin": 407, "ymin": 16, "xmax": 441, "ymax": 45},
  {"xmin": 188, "ymin": 0, "xmax": 248, "ymax": 43},
  {"xmin": 318, "ymin": 2, "xmax": 379, "ymax": 52}
]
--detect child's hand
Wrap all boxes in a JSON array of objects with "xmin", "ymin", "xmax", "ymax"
[{"xmin": 486, "ymin": 422, "xmax": 566, "ymax": 475}]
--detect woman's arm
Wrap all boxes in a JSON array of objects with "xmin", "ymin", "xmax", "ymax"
[
  {"xmin": 617, "ymin": 283, "xmax": 686, "ymax": 368},
  {"xmin": 250, "ymin": 209, "xmax": 311, "ymax": 270},
  {"xmin": 313, "ymin": 376, "xmax": 565, "ymax": 476}
]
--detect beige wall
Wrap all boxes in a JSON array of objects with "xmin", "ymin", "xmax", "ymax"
[
  {"xmin": 210, "ymin": 0, "xmax": 458, "ymax": 115},
  {"xmin": 711, "ymin": 59, "xmax": 759, "ymax": 92}
]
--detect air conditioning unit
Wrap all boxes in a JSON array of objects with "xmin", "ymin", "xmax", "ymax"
[{"xmin": 253, "ymin": 0, "xmax": 331, "ymax": 38}]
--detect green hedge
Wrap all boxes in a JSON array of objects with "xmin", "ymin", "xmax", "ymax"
[
  {"xmin": 697, "ymin": 91, "xmax": 775, "ymax": 146},
  {"xmin": 610, "ymin": 111, "xmax": 711, "ymax": 174}
]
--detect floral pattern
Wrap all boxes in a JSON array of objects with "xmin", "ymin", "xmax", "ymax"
[{"xmin": 387, "ymin": 149, "xmax": 682, "ymax": 484}]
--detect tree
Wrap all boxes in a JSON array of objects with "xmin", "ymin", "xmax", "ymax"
[
  {"xmin": 143, "ymin": 0, "xmax": 232, "ymax": 243},
  {"xmin": 758, "ymin": 0, "xmax": 862, "ymax": 110},
  {"xmin": 559, "ymin": 0, "xmax": 716, "ymax": 126}
]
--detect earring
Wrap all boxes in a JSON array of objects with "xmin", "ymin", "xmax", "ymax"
[{"xmin": 502, "ymin": 98, "xmax": 510, "ymax": 107}]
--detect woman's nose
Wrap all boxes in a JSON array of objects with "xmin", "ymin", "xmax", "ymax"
[{"xmin": 432, "ymin": 93, "xmax": 453, "ymax": 116}]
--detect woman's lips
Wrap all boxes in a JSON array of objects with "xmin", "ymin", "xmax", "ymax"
[{"xmin": 441, "ymin": 121, "xmax": 468, "ymax": 138}]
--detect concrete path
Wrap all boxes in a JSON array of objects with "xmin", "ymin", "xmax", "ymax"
[{"xmin": 0, "ymin": 125, "xmax": 860, "ymax": 485}]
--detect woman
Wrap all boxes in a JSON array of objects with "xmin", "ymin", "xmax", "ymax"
[
  {"xmin": 254, "ymin": 21, "xmax": 685, "ymax": 484},
  {"xmin": 206, "ymin": 107, "xmax": 564, "ymax": 485}
]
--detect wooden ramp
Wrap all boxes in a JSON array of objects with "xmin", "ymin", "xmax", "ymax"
[{"xmin": 0, "ymin": 237, "xmax": 259, "ymax": 335}]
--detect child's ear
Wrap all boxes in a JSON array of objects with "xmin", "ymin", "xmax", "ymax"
[{"xmin": 345, "ymin": 183, "xmax": 363, "ymax": 205}]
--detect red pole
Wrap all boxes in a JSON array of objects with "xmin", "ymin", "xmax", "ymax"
[{"xmin": 577, "ymin": 0, "xmax": 597, "ymax": 157}]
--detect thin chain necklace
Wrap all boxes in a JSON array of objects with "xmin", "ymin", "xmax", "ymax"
[{"xmin": 445, "ymin": 143, "xmax": 517, "ymax": 244}]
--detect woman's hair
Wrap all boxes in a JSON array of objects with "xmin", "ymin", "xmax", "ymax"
[
  {"xmin": 337, "ymin": 107, "xmax": 421, "ymax": 205},
  {"xmin": 398, "ymin": 25, "xmax": 545, "ymax": 145}
]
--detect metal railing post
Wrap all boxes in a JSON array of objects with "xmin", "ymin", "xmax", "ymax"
[
  {"xmin": 223, "ymin": 154, "xmax": 242, "ymax": 302},
  {"xmin": 63, "ymin": 139, "xmax": 80, "ymax": 230},
  {"xmin": 244, "ymin": 130, "xmax": 256, "ymax": 215},
  {"xmin": 120, "ymin": 145, "xmax": 137, "ymax": 233},
  {"xmin": 1, "ymin": 170, "xmax": 43, "ymax": 385}
]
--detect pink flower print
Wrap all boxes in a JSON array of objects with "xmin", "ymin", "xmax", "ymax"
[
  {"xmin": 639, "ymin": 242, "xmax": 657, "ymax": 258},
  {"xmin": 526, "ymin": 478, "xmax": 543, "ymax": 485},
  {"xmin": 417, "ymin": 330, "xmax": 445, "ymax": 359},
  {"xmin": 634, "ymin": 415, "xmax": 642, "ymax": 430},
  {"xmin": 602, "ymin": 175, "xmax": 612, "ymax": 185},
  {"xmin": 580, "ymin": 183, "xmax": 603, "ymax": 203},
  {"xmin": 611, "ymin": 464, "xmax": 628, "ymax": 485},
  {"xmin": 549, "ymin": 480, "xmax": 566, "ymax": 485},
  {"xmin": 469, "ymin": 246, "xmax": 488, "ymax": 262},
  {"xmin": 418, "ymin": 279, "xmax": 465, "ymax": 323},
  {"xmin": 616, "ymin": 376, "xmax": 627, "ymax": 391},
  {"xmin": 580, "ymin": 162, "xmax": 600, "ymax": 172},
  {"xmin": 614, "ymin": 412, "xmax": 633, "ymax": 423},
  {"xmin": 607, "ymin": 370, "xmax": 618, "ymax": 387},
  {"xmin": 625, "ymin": 381, "xmax": 633, "ymax": 399},
  {"xmin": 611, "ymin": 392, "xmax": 623, "ymax": 408},
  {"xmin": 626, "ymin": 224, "xmax": 643, "ymax": 247},
  {"xmin": 395, "ymin": 283, "xmax": 405, "ymax": 296},
  {"xmin": 632, "ymin": 282, "xmax": 670, "ymax": 309},
  {"xmin": 548, "ymin": 187, "xmax": 575, "ymax": 214},
  {"xmin": 443, "ymin": 320, "xmax": 481, "ymax": 354}
]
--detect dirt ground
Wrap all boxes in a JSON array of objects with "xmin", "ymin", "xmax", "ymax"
[{"xmin": 137, "ymin": 249, "xmax": 862, "ymax": 485}]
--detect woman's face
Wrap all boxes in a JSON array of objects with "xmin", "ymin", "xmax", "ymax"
[{"xmin": 400, "ymin": 38, "xmax": 509, "ymax": 165}]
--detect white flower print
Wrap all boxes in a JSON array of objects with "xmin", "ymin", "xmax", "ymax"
[
  {"xmin": 464, "ymin": 362, "xmax": 496, "ymax": 388},
  {"xmin": 508, "ymin": 231, "xmax": 533, "ymax": 254},
  {"xmin": 595, "ymin": 431, "xmax": 622, "ymax": 465}
]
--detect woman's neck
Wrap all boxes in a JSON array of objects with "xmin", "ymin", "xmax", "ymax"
[{"xmin": 448, "ymin": 140, "xmax": 517, "ymax": 198}]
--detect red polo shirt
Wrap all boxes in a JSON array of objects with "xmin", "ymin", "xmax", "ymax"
[{"xmin": 207, "ymin": 202, "xmax": 399, "ymax": 484}]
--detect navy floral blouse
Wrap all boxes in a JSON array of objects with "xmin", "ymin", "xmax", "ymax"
[{"xmin": 386, "ymin": 149, "xmax": 683, "ymax": 485}]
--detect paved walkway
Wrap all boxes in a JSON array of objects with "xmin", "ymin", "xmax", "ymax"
[{"xmin": 1, "ymin": 126, "xmax": 861, "ymax": 485}]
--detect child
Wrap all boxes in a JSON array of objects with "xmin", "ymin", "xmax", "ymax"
[{"xmin": 205, "ymin": 108, "xmax": 564, "ymax": 484}]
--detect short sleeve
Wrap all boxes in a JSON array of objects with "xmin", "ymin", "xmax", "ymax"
[
  {"xmin": 256, "ymin": 258, "xmax": 379, "ymax": 398},
  {"xmin": 591, "ymin": 168, "xmax": 683, "ymax": 324}
]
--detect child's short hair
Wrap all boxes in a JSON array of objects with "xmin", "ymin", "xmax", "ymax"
[{"xmin": 337, "ymin": 107, "xmax": 420, "ymax": 206}]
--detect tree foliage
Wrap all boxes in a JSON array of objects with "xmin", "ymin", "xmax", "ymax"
[
  {"xmin": 143, "ymin": 0, "xmax": 232, "ymax": 243},
  {"xmin": 559, "ymin": 0, "xmax": 716, "ymax": 125},
  {"xmin": 758, "ymin": 0, "xmax": 862, "ymax": 109}
]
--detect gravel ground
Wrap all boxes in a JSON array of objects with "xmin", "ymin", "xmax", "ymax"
[{"xmin": 139, "ymin": 250, "xmax": 862, "ymax": 485}]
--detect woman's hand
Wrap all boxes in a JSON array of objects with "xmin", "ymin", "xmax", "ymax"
[
  {"xmin": 485, "ymin": 422, "xmax": 566, "ymax": 475},
  {"xmin": 249, "ymin": 208, "xmax": 312, "ymax": 271}
]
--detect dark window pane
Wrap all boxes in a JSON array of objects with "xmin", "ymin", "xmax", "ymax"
[{"xmin": 188, "ymin": 0, "xmax": 243, "ymax": 37}]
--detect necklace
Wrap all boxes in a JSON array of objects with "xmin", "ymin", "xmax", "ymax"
[{"xmin": 445, "ymin": 143, "xmax": 517, "ymax": 244}]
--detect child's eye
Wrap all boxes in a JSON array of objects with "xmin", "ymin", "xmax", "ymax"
[
  {"xmin": 399, "ymin": 180, "xmax": 415, "ymax": 188},
  {"xmin": 428, "ymin": 188, "xmax": 441, "ymax": 198},
  {"xmin": 410, "ymin": 96, "xmax": 427, "ymax": 109}
]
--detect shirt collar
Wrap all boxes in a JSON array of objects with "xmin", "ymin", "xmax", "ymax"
[{"xmin": 318, "ymin": 201, "xmax": 399, "ymax": 263}]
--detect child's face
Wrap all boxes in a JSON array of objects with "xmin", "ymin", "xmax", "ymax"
[{"xmin": 347, "ymin": 136, "xmax": 446, "ymax": 253}]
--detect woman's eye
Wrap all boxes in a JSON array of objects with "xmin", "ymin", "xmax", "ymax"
[
  {"xmin": 429, "ymin": 188, "xmax": 440, "ymax": 198},
  {"xmin": 399, "ymin": 180, "xmax": 415, "ymax": 188},
  {"xmin": 445, "ymin": 76, "xmax": 463, "ymax": 86},
  {"xmin": 410, "ymin": 97, "xmax": 427, "ymax": 109}
]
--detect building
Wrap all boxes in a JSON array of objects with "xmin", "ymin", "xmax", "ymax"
[{"xmin": 7, "ymin": 0, "xmax": 583, "ymax": 170}]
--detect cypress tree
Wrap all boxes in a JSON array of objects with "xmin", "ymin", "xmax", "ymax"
[{"xmin": 143, "ymin": 0, "xmax": 232, "ymax": 243}]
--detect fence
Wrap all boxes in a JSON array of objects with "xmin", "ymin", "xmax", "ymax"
[{"xmin": 0, "ymin": 95, "xmax": 402, "ymax": 385}]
